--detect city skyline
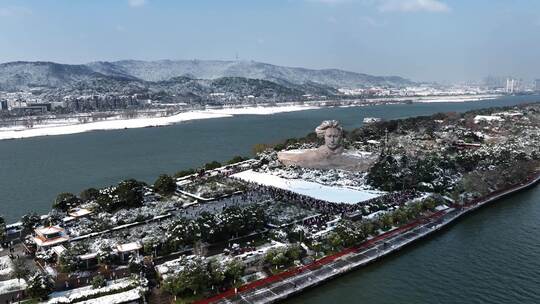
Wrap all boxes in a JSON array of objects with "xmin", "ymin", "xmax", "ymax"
[{"xmin": 1, "ymin": 0, "xmax": 539, "ymax": 82}]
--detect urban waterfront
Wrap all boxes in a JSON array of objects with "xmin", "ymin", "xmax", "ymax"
[{"xmin": 0, "ymin": 95, "xmax": 539, "ymax": 303}]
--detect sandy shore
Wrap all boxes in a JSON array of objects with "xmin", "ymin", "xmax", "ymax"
[
  {"xmin": 411, "ymin": 94, "xmax": 499, "ymax": 103},
  {"xmin": 0, "ymin": 104, "xmax": 320, "ymax": 140}
]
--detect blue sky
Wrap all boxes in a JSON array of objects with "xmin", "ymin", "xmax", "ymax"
[{"xmin": 0, "ymin": 0, "xmax": 539, "ymax": 82}]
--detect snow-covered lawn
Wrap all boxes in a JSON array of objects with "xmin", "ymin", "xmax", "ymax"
[
  {"xmin": 0, "ymin": 278, "xmax": 27, "ymax": 295},
  {"xmin": 181, "ymin": 177, "xmax": 246, "ymax": 199},
  {"xmin": 47, "ymin": 278, "xmax": 143, "ymax": 304},
  {"xmin": 0, "ymin": 256, "xmax": 13, "ymax": 276},
  {"xmin": 474, "ymin": 115, "xmax": 503, "ymax": 122},
  {"xmin": 233, "ymin": 170, "xmax": 383, "ymax": 204},
  {"xmin": 74, "ymin": 287, "xmax": 144, "ymax": 304}
]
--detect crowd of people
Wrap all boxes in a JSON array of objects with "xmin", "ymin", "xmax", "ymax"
[{"xmin": 235, "ymin": 177, "xmax": 420, "ymax": 218}]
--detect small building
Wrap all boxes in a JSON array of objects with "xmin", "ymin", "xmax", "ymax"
[
  {"xmin": 33, "ymin": 226, "xmax": 70, "ymax": 250},
  {"xmin": 363, "ymin": 117, "xmax": 382, "ymax": 124},
  {"xmin": 79, "ymin": 252, "xmax": 99, "ymax": 269},
  {"xmin": 116, "ymin": 242, "xmax": 142, "ymax": 262},
  {"xmin": 51, "ymin": 245, "xmax": 67, "ymax": 262},
  {"xmin": 68, "ymin": 208, "xmax": 92, "ymax": 219}
]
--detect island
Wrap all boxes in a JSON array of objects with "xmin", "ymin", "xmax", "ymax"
[{"xmin": 0, "ymin": 102, "xmax": 539, "ymax": 304}]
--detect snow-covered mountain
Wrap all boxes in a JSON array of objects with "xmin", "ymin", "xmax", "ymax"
[
  {"xmin": 89, "ymin": 59, "xmax": 414, "ymax": 88},
  {"xmin": 0, "ymin": 61, "xmax": 136, "ymax": 90},
  {"xmin": 0, "ymin": 60, "xmax": 414, "ymax": 91}
]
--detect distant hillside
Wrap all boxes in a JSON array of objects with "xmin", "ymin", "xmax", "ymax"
[
  {"xmin": 0, "ymin": 60, "xmax": 414, "ymax": 91},
  {"xmin": 89, "ymin": 60, "xmax": 414, "ymax": 88},
  {"xmin": 0, "ymin": 61, "xmax": 135, "ymax": 91}
]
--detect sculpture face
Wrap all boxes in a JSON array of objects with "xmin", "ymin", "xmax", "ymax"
[
  {"xmin": 277, "ymin": 119, "xmax": 377, "ymax": 171},
  {"xmin": 324, "ymin": 127, "xmax": 342, "ymax": 151}
]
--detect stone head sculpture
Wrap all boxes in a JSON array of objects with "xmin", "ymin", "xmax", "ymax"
[{"xmin": 315, "ymin": 120, "xmax": 343, "ymax": 152}]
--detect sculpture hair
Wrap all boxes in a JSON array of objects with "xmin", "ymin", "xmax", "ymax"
[{"xmin": 315, "ymin": 120, "xmax": 343, "ymax": 138}]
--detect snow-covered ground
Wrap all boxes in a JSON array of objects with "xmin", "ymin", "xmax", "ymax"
[
  {"xmin": 0, "ymin": 111, "xmax": 230, "ymax": 140},
  {"xmin": 233, "ymin": 170, "xmax": 383, "ymax": 204},
  {"xmin": 75, "ymin": 287, "xmax": 144, "ymax": 304},
  {"xmin": 411, "ymin": 94, "xmax": 499, "ymax": 103},
  {"xmin": 474, "ymin": 115, "xmax": 504, "ymax": 122},
  {"xmin": 0, "ymin": 104, "xmax": 320, "ymax": 140},
  {"xmin": 0, "ymin": 278, "xmax": 26, "ymax": 295},
  {"xmin": 47, "ymin": 278, "xmax": 143, "ymax": 304},
  {"xmin": 0, "ymin": 256, "xmax": 13, "ymax": 277}
]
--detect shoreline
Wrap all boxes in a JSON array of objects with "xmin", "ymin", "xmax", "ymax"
[
  {"xmin": 0, "ymin": 94, "xmax": 501, "ymax": 141},
  {"xmin": 197, "ymin": 171, "xmax": 540, "ymax": 304}
]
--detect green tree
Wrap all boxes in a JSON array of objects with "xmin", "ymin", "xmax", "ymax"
[
  {"xmin": 128, "ymin": 255, "xmax": 143, "ymax": 275},
  {"xmin": 265, "ymin": 249, "xmax": 289, "ymax": 270},
  {"xmin": 80, "ymin": 188, "xmax": 100, "ymax": 202},
  {"xmin": 204, "ymin": 161, "xmax": 222, "ymax": 171},
  {"xmin": 0, "ymin": 216, "xmax": 5, "ymax": 241},
  {"xmin": 367, "ymin": 155, "xmax": 403, "ymax": 191},
  {"xmin": 252, "ymin": 143, "xmax": 273, "ymax": 155},
  {"xmin": 422, "ymin": 197, "xmax": 439, "ymax": 211},
  {"xmin": 26, "ymin": 273, "xmax": 54, "ymax": 300},
  {"xmin": 59, "ymin": 249, "xmax": 80, "ymax": 273},
  {"xmin": 327, "ymin": 232, "xmax": 344, "ymax": 251},
  {"xmin": 113, "ymin": 179, "xmax": 146, "ymax": 210},
  {"xmin": 285, "ymin": 244, "xmax": 302, "ymax": 261},
  {"xmin": 91, "ymin": 275, "xmax": 107, "ymax": 289},
  {"xmin": 227, "ymin": 155, "xmax": 248, "ymax": 165},
  {"xmin": 206, "ymin": 259, "xmax": 225, "ymax": 289},
  {"xmin": 12, "ymin": 259, "xmax": 29, "ymax": 283},
  {"xmin": 98, "ymin": 245, "xmax": 116, "ymax": 267},
  {"xmin": 21, "ymin": 213, "xmax": 41, "ymax": 235},
  {"xmin": 53, "ymin": 192, "xmax": 81, "ymax": 211},
  {"xmin": 167, "ymin": 218, "xmax": 200, "ymax": 248},
  {"xmin": 223, "ymin": 258, "xmax": 245, "ymax": 286},
  {"xmin": 174, "ymin": 168, "xmax": 196, "ymax": 178},
  {"xmin": 379, "ymin": 213, "xmax": 394, "ymax": 231},
  {"xmin": 153, "ymin": 174, "xmax": 176, "ymax": 196},
  {"xmin": 163, "ymin": 259, "xmax": 209, "ymax": 296}
]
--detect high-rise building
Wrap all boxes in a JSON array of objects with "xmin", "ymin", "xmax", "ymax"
[
  {"xmin": 505, "ymin": 77, "xmax": 524, "ymax": 93},
  {"xmin": 506, "ymin": 78, "xmax": 515, "ymax": 93},
  {"xmin": 535, "ymin": 79, "xmax": 540, "ymax": 92}
]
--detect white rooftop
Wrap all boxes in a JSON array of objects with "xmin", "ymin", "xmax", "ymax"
[
  {"xmin": 68, "ymin": 208, "xmax": 92, "ymax": 218},
  {"xmin": 116, "ymin": 242, "xmax": 142, "ymax": 253},
  {"xmin": 79, "ymin": 252, "xmax": 98, "ymax": 260},
  {"xmin": 233, "ymin": 170, "xmax": 384, "ymax": 204},
  {"xmin": 35, "ymin": 226, "xmax": 65, "ymax": 236},
  {"xmin": 52, "ymin": 245, "xmax": 66, "ymax": 256},
  {"xmin": 34, "ymin": 226, "xmax": 69, "ymax": 247}
]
